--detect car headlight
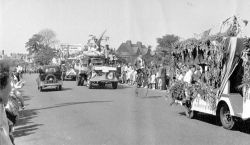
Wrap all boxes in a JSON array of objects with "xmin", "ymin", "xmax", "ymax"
[{"xmin": 107, "ymin": 72, "xmax": 114, "ymax": 79}]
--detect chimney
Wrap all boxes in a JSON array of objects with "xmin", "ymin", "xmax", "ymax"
[{"xmin": 126, "ymin": 40, "xmax": 132, "ymax": 46}]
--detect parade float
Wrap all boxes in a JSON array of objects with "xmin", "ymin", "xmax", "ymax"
[
  {"xmin": 169, "ymin": 16, "xmax": 250, "ymax": 130},
  {"xmin": 74, "ymin": 31, "xmax": 118, "ymax": 89}
]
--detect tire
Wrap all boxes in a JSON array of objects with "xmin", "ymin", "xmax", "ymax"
[
  {"xmin": 112, "ymin": 82, "xmax": 118, "ymax": 89},
  {"xmin": 58, "ymin": 85, "xmax": 62, "ymax": 91},
  {"xmin": 39, "ymin": 87, "xmax": 43, "ymax": 92},
  {"xmin": 186, "ymin": 110, "xmax": 197, "ymax": 119},
  {"xmin": 183, "ymin": 100, "xmax": 195, "ymax": 119},
  {"xmin": 220, "ymin": 104, "xmax": 235, "ymax": 130}
]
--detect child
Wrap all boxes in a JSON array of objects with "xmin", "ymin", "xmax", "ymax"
[{"xmin": 151, "ymin": 72, "xmax": 156, "ymax": 90}]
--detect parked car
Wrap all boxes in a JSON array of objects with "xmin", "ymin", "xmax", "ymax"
[{"xmin": 36, "ymin": 65, "xmax": 63, "ymax": 91}]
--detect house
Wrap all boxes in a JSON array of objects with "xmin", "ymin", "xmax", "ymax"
[{"xmin": 116, "ymin": 40, "xmax": 151, "ymax": 64}]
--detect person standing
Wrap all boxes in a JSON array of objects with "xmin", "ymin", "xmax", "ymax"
[
  {"xmin": 183, "ymin": 65, "xmax": 196, "ymax": 101},
  {"xmin": 116, "ymin": 63, "xmax": 121, "ymax": 81},
  {"xmin": 0, "ymin": 60, "xmax": 14, "ymax": 145},
  {"xmin": 151, "ymin": 71, "xmax": 156, "ymax": 90},
  {"xmin": 160, "ymin": 64, "xmax": 166, "ymax": 90},
  {"xmin": 123, "ymin": 64, "xmax": 128, "ymax": 84},
  {"xmin": 104, "ymin": 45, "xmax": 110, "ymax": 65}
]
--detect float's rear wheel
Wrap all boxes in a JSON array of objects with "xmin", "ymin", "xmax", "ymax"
[
  {"xmin": 220, "ymin": 104, "xmax": 235, "ymax": 130},
  {"xmin": 112, "ymin": 82, "xmax": 118, "ymax": 89}
]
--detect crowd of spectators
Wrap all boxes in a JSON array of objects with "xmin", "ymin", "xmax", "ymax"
[{"xmin": 116, "ymin": 62, "xmax": 170, "ymax": 90}]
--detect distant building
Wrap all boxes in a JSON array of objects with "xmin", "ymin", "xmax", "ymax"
[
  {"xmin": 60, "ymin": 44, "xmax": 83, "ymax": 57},
  {"xmin": 0, "ymin": 50, "xmax": 6, "ymax": 60},
  {"xmin": 10, "ymin": 53, "xmax": 26, "ymax": 59},
  {"xmin": 116, "ymin": 40, "xmax": 151, "ymax": 64}
]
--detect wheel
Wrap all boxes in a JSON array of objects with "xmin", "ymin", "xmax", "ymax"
[
  {"xmin": 112, "ymin": 82, "xmax": 118, "ymax": 89},
  {"xmin": 185, "ymin": 110, "xmax": 197, "ymax": 119},
  {"xmin": 39, "ymin": 87, "xmax": 43, "ymax": 92},
  {"xmin": 88, "ymin": 81, "xmax": 92, "ymax": 89},
  {"xmin": 220, "ymin": 104, "xmax": 235, "ymax": 130},
  {"xmin": 58, "ymin": 85, "xmax": 62, "ymax": 91}
]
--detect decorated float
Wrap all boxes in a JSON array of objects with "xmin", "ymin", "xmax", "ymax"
[
  {"xmin": 169, "ymin": 16, "xmax": 250, "ymax": 130},
  {"xmin": 74, "ymin": 31, "xmax": 119, "ymax": 88}
]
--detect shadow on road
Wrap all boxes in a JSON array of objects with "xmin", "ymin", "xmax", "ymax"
[
  {"xmin": 14, "ymin": 124, "xmax": 43, "ymax": 138},
  {"xmin": 90, "ymin": 84, "xmax": 133, "ymax": 90},
  {"xmin": 179, "ymin": 111, "xmax": 250, "ymax": 134},
  {"xmin": 23, "ymin": 95, "xmax": 31, "ymax": 102},
  {"xmin": 33, "ymin": 100, "xmax": 113, "ymax": 111},
  {"xmin": 142, "ymin": 95, "xmax": 162, "ymax": 99},
  {"xmin": 14, "ymin": 108, "xmax": 43, "ymax": 138},
  {"xmin": 40, "ymin": 87, "xmax": 73, "ymax": 92},
  {"xmin": 179, "ymin": 111, "xmax": 220, "ymax": 126}
]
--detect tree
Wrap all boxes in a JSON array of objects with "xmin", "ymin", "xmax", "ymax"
[
  {"xmin": 156, "ymin": 34, "xmax": 180, "ymax": 54},
  {"xmin": 25, "ymin": 34, "xmax": 44, "ymax": 54},
  {"xmin": 25, "ymin": 29, "xmax": 58, "ymax": 65},
  {"xmin": 34, "ymin": 46, "xmax": 55, "ymax": 65},
  {"xmin": 26, "ymin": 29, "xmax": 58, "ymax": 54},
  {"xmin": 38, "ymin": 29, "xmax": 58, "ymax": 47}
]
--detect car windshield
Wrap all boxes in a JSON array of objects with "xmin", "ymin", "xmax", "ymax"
[
  {"xmin": 80, "ymin": 59, "xmax": 88, "ymax": 67},
  {"xmin": 91, "ymin": 58, "xmax": 103, "ymax": 66},
  {"xmin": 44, "ymin": 67, "xmax": 60, "ymax": 73}
]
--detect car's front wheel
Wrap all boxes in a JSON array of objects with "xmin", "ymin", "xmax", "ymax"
[
  {"xmin": 39, "ymin": 86, "xmax": 43, "ymax": 92},
  {"xmin": 58, "ymin": 85, "xmax": 62, "ymax": 91},
  {"xmin": 112, "ymin": 82, "xmax": 118, "ymax": 89}
]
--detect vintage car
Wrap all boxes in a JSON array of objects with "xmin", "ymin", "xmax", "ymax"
[
  {"xmin": 36, "ymin": 65, "xmax": 63, "ymax": 91},
  {"xmin": 61, "ymin": 58, "xmax": 77, "ymax": 81},
  {"xmin": 63, "ymin": 67, "xmax": 77, "ymax": 81},
  {"xmin": 74, "ymin": 56, "xmax": 89, "ymax": 86},
  {"xmin": 87, "ymin": 57, "xmax": 118, "ymax": 89}
]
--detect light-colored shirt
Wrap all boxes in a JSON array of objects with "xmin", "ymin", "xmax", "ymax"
[
  {"xmin": 183, "ymin": 70, "xmax": 193, "ymax": 84},
  {"xmin": 177, "ymin": 74, "xmax": 184, "ymax": 81},
  {"xmin": 17, "ymin": 66, "xmax": 22, "ymax": 73}
]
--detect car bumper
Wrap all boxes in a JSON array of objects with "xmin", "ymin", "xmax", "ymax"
[
  {"xmin": 90, "ymin": 78, "xmax": 118, "ymax": 83},
  {"xmin": 40, "ymin": 81, "xmax": 63, "ymax": 87},
  {"xmin": 64, "ymin": 75, "xmax": 76, "ymax": 79}
]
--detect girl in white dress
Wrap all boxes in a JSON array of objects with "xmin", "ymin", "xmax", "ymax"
[{"xmin": 151, "ymin": 72, "xmax": 156, "ymax": 90}]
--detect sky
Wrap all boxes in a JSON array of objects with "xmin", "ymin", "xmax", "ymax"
[{"xmin": 1, "ymin": 0, "xmax": 250, "ymax": 54}]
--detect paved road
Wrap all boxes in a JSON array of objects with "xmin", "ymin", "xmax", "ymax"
[{"xmin": 15, "ymin": 74, "xmax": 250, "ymax": 145}]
